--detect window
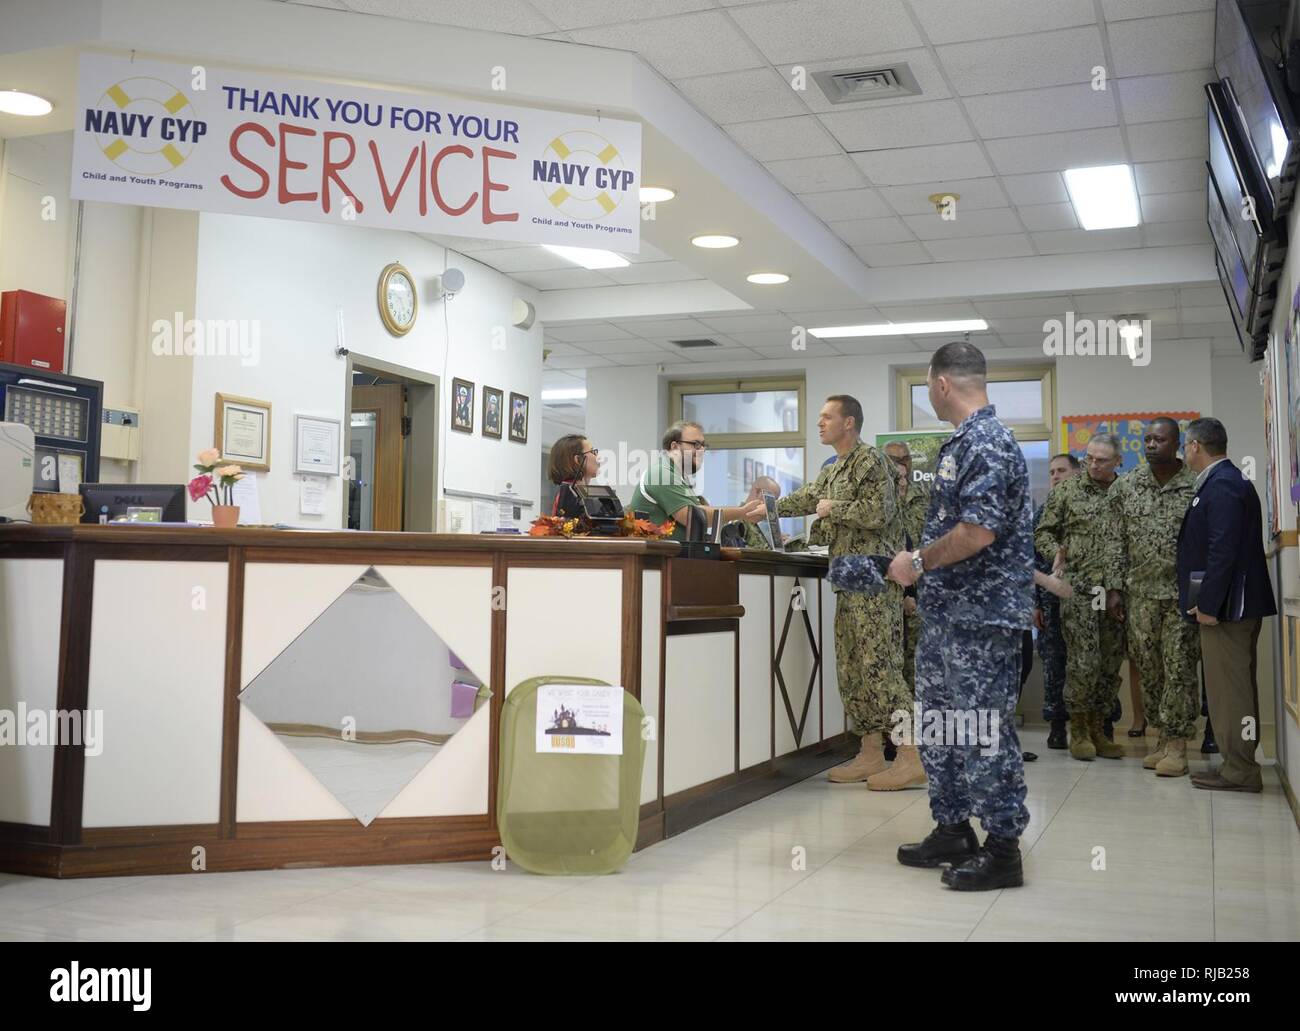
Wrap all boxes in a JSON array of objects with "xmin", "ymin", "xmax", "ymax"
[{"xmin": 668, "ymin": 377, "xmax": 807, "ymax": 538}]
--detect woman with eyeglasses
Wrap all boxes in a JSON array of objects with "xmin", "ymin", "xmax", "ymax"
[{"xmin": 548, "ymin": 434, "xmax": 601, "ymax": 519}]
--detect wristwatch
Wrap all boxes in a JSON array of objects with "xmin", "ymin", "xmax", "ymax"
[{"xmin": 910, "ymin": 549, "xmax": 924, "ymax": 576}]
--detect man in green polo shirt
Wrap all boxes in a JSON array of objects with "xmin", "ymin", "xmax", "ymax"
[{"xmin": 631, "ymin": 420, "xmax": 765, "ymax": 540}]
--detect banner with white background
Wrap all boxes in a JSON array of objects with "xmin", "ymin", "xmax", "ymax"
[{"xmin": 71, "ymin": 54, "xmax": 641, "ymax": 251}]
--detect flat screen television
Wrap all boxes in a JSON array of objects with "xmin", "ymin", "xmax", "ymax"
[
  {"xmin": 1213, "ymin": 249, "xmax": 1251, "ymax": 353},
  {"xmin": 1206, "ymin": 172, "xmax": 1253, "ymax": 321},
  {"xmin": 1206, "ymin": 81, "xmax": 1274, "ymax": 273},
  {"xmin": 1215, "ymin": 0, "xmax": 1299, "ymax": 219}
]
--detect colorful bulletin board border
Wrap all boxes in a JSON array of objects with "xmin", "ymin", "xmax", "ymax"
[{"xmin": 1059, "ymin": 412, "xmax": 1200, "ymax": 474}]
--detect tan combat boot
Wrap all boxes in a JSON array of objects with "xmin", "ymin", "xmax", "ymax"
[
  {"xmin": 867, "ymin": 744, "xmax": 927, "ymax": 791},
  {"xmin": 1155, "ymin": 737, "xmax": 1188, "ymax": 777},
  {"xmin": 1089, "ymin": 711, "xmax": 1126, "ymax": 759},
  {"xmin": 1068, "ymin": 713, "xmax": 1096, "ymax": 761},
  {"xmin": 1142, "ymin": 732, "xmax": 1169, "ymax": 770},
  {"xmin": 828, "ymin": 732, "xmax": 887, "ymax": 782}
]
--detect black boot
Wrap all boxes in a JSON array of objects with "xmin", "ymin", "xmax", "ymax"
[
  {"xmin": 883, "ymin": 733, "xmax": 897, "ymax": 763},
  {"xmin": 941, "ymin": 834, "xmax": 1024, "ymax": 891},
  {"xmin": 1047, "ymin": 719, "xmax": 1067, "ymax": 749},
  {"xmin": 1102, "ymin": 718, "xmax": 1115, "ymax": 741},
  {"xmin": 1201, "ymin": 718, "xmax": 1218, "ymax": 754},
  {"xmin": 897, "ymin": 821, "xmax": 979, "ymax": 868}
]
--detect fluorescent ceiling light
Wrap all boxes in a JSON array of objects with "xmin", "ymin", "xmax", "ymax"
[
  {"xmin": 0, "ymin": 90, "xmax": 53, "ymax": 116},
  {"xmin": 1062, "ymin": 164, "xmax": 1140, "ymax": 230},
  {"xmin": 691, "ymin": 234, "xmax": 740, "ymax": 248},
  {"xmin": 1118, "ymin": 324, "xmax": 1143, "ymax": 340},
  {"xmin": 542, "ymin": 245, "xmax": 629, "ymax": 270},
  {"xmin": 747, "ymin": 272, "xmax": 789, "ymax": 285},
  {"xmin": 810, "ymin": 319, "xmax": 988, "ymax": 339},
  {"xmin": 541, "ymin": 388, "xmax": 587, "ymax": 401},
  {"xmin": 640, "ymin": 186, "xmax": 675, "ymax": 203}
]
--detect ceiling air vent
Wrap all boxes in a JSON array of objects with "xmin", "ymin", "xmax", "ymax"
[
  {"xmin": 813, "ymin": 63, "xmax": 921, "ymax": 104},
  {"xmin": 670, "ymin": 338, "xmax": 721, "ymax": 349}
]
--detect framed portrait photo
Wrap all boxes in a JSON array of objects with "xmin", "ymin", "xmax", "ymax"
[
  {"xmin": 451, "ymin": 378, "xmax": 475, "ymax": 434},
  {"xmin": 508, "ymin": 392, "xmax": 529, "ymax": 443},
  {"xmin": 744, "ymin": 457, "xmax": 755, "ymax": 485},
  {"xmin": 215, "ymin": 393, "xmax": 271, "ymax": 471},
  {"xmin": 482, "ymin": 386, "xmax": 503, "ymax": 439}
]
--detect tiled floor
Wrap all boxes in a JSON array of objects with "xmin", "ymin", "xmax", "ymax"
[{"xmin": 2, "ymin": 729, "xmax": 1297, "ymax": 941}]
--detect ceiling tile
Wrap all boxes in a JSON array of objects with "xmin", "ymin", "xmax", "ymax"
[
  {"xmin": 817, "ymin": 99, "xmax": 974, "ymax": 150},
  {"xmin": 903, "ymin": 207, "xmax": 1025, "ymax": 240},
  {"xmin": 723, "ymin": 115, "xmax": 843, "ymax": 161},
  {"xmin": 1100, "ymin": 0, "xmax": 1213, "ymax": 20},
  {"xmin": 776, "ymin": 49, "xmax": 952, "ymax": 113},
  {"xmin": 875, "ymin": 301, "xmax": 981, "ymax": 319},
  {"xmin": 566, "ymin": 337, "xmax": 672, "ymax": 354},
  {"xmin": 603, "ymin": 261, "xmax": 704, "ymax": 285},
  {"xmin": 1127, "ymin": 118, "xmax": 1208, "ymax": 161},
  {"xmin": 1144, "ymin": 220, "xmax": 1211, "ymax": 245},
  {"xmin": 567, "ymin": 11, "xmax": 764, "ymax": 79},
  {"xmin": 750, "ymin": 341, "xmax": 843, "ymax": 358},
  {"xmin": 974, "ymin": 295, "xmax": 1072, "ymax": 317},
  {"xmin": 985, "ymin": 126, "xmax": 1127, "ymax": 174},
  {"xmin": 342, "ymin": 0, "xmax": 556, "ymax": 33},
  {"xmin": 1017, "ymin": 202, "xmax": 1079, "ymax": 231},
  {"xmin": 922, "ymin": 234, "xmax": 1036, "ymax": 261},
  {"xmin": 908, "ymin": 0, "xmax": 1096, "ymax": 44},
  {"xmin": 1031, "ymin": 227, "xmax": 1143, "ymax": 252},
  {"xmin": 723, "ymin": 329, "xmax": 810, "ymax": 348},
  {"xmin": 727, "ymin": 0, "xmax": 923, "ymax": 64},
  {"xmin": 1177, "ymin": 286, "xmax": 1226, "ymax": 306},
  {"xmin": 963, "ymin": 83, "xmax": 1118, "ymax": 139},
  {"xmin": 468, "ymin": 246, "xmax": 568, "ymax": 273},
  {"xmin": 766, "ymin": 153, "xmax": 867, "ymax": 193},
  {"xmin": 876, "ymin": 177, "xmax": 1008, "ymax": 214},
  {"xmin": 623, "ymin": 317, "xmax": 715, "ymax": 337},
  {"xmin": 699, "ymin": 313, "xmax": 800, "ymax": 332},
  {"xmin": 1117, "ymin": 68, "xmax": 1214, "ymax": 124},
  {"xmin": 1180, "ymin": 305, "xmax": 1236, "ymax": 323},
  {"xmin": 798, "ymin": 187, "xmax": 895, "ymax": 219},
  {"xmin": 674, "ymin": 67, "xmax": 806, "ymax": 123},
  {"xmin": 1140, "ymin": 189, "xmax": 1203, "ymax": 222},
  {"xmin": 538, "ymin": 342, "xmax": 584, "ymax": 357},
  {"xmin": 545, "ymin": 323, "xmax": 637, "ymax": 342},
  {"xmin": 851, "ymin": 241, "xmax": 934, "ymax": 266},
  {"xmin": 543, "ymin": 354, "xmax": 616, "ymax": 369},
  {"xmin": 528, "ymin": 0, "xmax": 713, "ymax": 31},
  {"xmin": 1074, "ymin": 287, "xmax": 1176, "ymax": 309},
  {"xmin": 827, "ymin": 337, "xmax": 928, "ymax": 355},
  {"xmin": 606, "ymin": 351, "xmax": 688, "ymax": 366},
  {"xmin": 852, "ymin": 141, "xmax": 994, "ymax": 184},
  {"xmin": 827, "ymin": 216, "xmax": 916, "ymax": 245},
  {"xmin": 997, "ymin": 333, "xmax": 1056, "ymax": 349},
  {"xmin": 988, "ymin": 315, "xmax": 1064, "ymax": 335},
  {"xmin": 937, "ymin": 26, "xmax": 1106, "ymax": 95},
  {"xmin": 1001, "ymin": 171, "xmax": 1070, "ymax": 205},
  {"xmin": 1135, "ymin": 157, "xmax": 1207, "ymax": 194},
  {"xmin": 1108, "ymin": 11, "xmax": 1215, "ymax": 77}
]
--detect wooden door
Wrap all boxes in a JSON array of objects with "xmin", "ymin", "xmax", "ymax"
[{"xmin": 351, "ymin": 383, "xmax": 404, "ymax": 531}]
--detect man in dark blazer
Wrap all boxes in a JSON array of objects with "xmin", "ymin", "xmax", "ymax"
[{"xmin": 1176, "ymin": 417, "xmax": 1276, "ymax": 792}]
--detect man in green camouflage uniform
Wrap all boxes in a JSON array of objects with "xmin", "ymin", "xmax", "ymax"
[
  {"xmin": 884, "ymin": 441, "xmax": 931, "ymax": 697},
  {"xmin": 1109, "ymin": 418, "xmax": 1200, "ymax": 776},
  {"xmin": 1034, "ymin": 432, "xmax": 1126, "ymax": 761},
  {"xmin": 779, "ymin": 395, "xmax": 910, "ymax": 785}
]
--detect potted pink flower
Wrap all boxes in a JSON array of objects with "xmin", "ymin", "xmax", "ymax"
[{"xmin": 189, "ymin": 448, "xmax": 244, "ymax": 527}]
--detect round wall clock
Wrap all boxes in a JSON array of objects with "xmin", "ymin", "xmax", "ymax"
[{"xmin": 378, "ymin": 262, "xmax": 418, "ymax": 336}]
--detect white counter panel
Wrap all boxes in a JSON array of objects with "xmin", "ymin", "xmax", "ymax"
[
  {"xmin": 738, "ymin": 574, "xmax": 773, "ymax": 771},
  {"xmin": 773, "ymin": 576, "xmax": 817, "ymax": 756},
  {"xmin": 83, "ymin": 560, "xmax": 227, "ymax": 827},
  {"xmin": 664, "ymin": 632, "xmax": 735, "ymax": 796},
  {"xmin": 0, "ymin": 558, "xmax": 63, "ymax": 826},
  {"xmin": 236, "ymin": 703, "xmax": 353, "ymax": 822},
  {"xmin": 504, "ymin": 567, "xmax": 622, "ymax": 694},
  {"xmin": 640, "ymin": 570, "xmax": 661, "ymax": 806},
  {"xmin": 242, "ymin": 563, "xmax": 367, "ymax": 688},
  {"xmin": 376, "ymin": 565, "xmax": 493, "ymax": 683}
]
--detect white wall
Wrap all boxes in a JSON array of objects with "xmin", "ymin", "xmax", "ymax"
[{"xmin": 188, "ymin": 214, "xmax": 542, "ymax": 525}]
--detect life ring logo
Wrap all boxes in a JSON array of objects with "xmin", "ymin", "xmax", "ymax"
[
  {"xmin": 90, "ymin": 76, "xmax": 199, "ymax": 174},
  {"xmin": 536, "ymin": 130, "xmax": 635, "ymax": 220}
]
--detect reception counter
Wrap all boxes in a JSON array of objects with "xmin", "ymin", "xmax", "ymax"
[{"xmin": 0, "ymin": 527, "xmax": 847, "ymax": 877}]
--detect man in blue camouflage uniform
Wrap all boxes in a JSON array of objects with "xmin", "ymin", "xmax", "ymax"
[
  {"xmin": 1035, "ymin": 453, "xmax": 1080, "ymax": 748},
  {"xmin": 887, "ymin": 341, "xmax": 1032, "ymax": 891}
]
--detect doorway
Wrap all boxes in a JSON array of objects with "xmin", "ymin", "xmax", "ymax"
[{"xmin": 345, "ymin": 358, "xmax": 439, "ymax": 531}]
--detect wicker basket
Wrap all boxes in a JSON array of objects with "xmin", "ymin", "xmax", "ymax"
[{"xmin": 27, "ymin": 492, "xmax": 85, "ymax": 525}]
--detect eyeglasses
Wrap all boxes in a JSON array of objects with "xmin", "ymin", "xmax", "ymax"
[
  {"xmin": 579, "ymin": 448, "xmax": 600, "ymax": 458},
  {"xmin": 679, "ymin": 440, "xmax": 708, "ymax": 451}
]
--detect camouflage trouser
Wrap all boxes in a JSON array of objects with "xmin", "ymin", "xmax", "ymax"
[
  {"xmin": 916, "ymin": 621, "xmax": 1029, "ymax": 839},
  {"xmin": 903, "ymin": 603, "xmax": 921, "ymax": 698},
  {"xmin": 1127, "ymin": 594, "xmax": 1201, "ymax": 738},
  {"xmin": 834, "ymin": 585, "xmax": 909, "ymax": 735},
  {"xmin": 1036, "ymin": 596, "xmax": 1068, "ymax": 722},
  {"xmin": 1060, "ymin": 592, "xmax": 1125, "ymax": 715}
]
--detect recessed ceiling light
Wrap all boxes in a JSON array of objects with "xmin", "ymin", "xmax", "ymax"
[
  {"xmin": 542, "ymin": 244, "xmax": 630, "ymax": 270},
  {"xmin": 640, "ymin": 186, "xmax": 675, "ymax": 203},
  {"xmin": 692, "ymin": 234, "xmax": 740, "ymax": 249},
  {"xmin": 810, "ymin": 319, "xmax": 989, "ymax": 338},
  {"xmin": 747, "ymin": 272, "xmax": 790, "ymax": 285},
  {"xmin": 0, "ymin": 90, "xmax": 53, "ymax": 116},
  {"xmin": 1063, "ymin": 164, "xmax": 1140, "ymax": 230}
]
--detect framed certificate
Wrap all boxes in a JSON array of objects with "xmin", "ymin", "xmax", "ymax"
[
  {"xmin": 293, "ymin": 414, "xmax": 341, "ymax": 476},
  {"xmin": 215, "ymin": 393, "xmax": 271, "ymax": 471}
]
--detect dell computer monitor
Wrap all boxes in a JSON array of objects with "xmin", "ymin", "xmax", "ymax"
[{"xmin": 79, "ymin": 483, "xmax": 186, "ymax": 523}]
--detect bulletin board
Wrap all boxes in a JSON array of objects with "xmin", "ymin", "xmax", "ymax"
[{"xmin": 1059, "ymin": 412, "xmax": 1200, "ymax": 474}]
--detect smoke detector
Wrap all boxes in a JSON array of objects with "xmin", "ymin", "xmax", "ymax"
[{"xmin": 813, "ymin": 63, "xmax": 921, "ymax": 104}]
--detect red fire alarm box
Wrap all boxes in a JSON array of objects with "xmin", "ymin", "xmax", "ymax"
[{"xmin": 0, "ymin": 289, "xmax": 66, "ymax": 372}]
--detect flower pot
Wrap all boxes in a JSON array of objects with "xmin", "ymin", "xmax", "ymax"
[{"xmin": 211, "ymin": 505, "xmax": 240, "ymax": 528}]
